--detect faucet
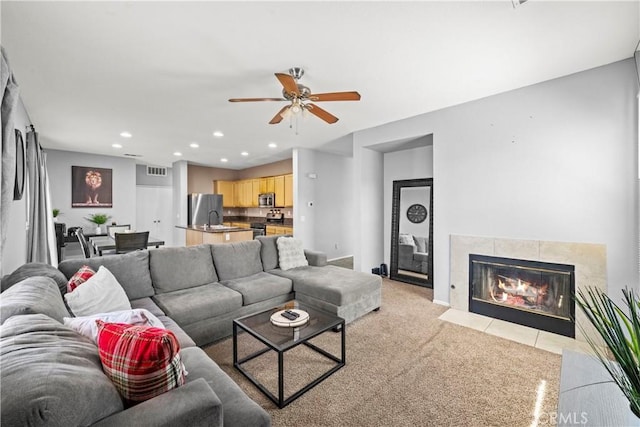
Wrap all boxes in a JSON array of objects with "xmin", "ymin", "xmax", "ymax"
[{"xmin": 207, "ymin": 210, "xmax": 220, "ymax": 228}]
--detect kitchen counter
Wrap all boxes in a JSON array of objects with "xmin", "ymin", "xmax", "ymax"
[{"xmin": 176, "ymin": 225, "xmax": 253, "ymax": 246}]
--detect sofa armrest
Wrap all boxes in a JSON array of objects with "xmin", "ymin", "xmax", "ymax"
[
  {"xmin": 92, "ymin": 378, "xmax": 223, "ymax": 427},
  {"xmin": 304, "ymin": 249, "xmax": 327, "ymax": 267}
]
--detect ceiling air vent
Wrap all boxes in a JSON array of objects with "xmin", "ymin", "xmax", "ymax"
[{"xmin": 147, "ymin": 166, "xmax": 168, "ymax": 177}]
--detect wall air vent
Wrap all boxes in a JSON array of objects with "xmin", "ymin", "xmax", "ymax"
[
  {"xmin": 147, "ymin": 166, "xmax": 168, "ymax": 177},
  {"xmin": 123, "ymin": 153, "xmax": 143, "ymax": 157}
]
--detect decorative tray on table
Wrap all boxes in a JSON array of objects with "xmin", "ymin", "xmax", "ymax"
[{"xmin": 270, "ymin": 309, "xmax": 309, "ymax": 327}]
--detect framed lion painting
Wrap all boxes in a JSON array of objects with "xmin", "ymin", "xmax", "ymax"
[{"xmin": 71, "ymin": 166, "xmax": 113, "ymax": 208}]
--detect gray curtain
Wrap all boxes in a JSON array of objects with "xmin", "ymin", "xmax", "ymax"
[
  {"xmin": 26, "ymin": 129, "xmax": 57, "ymax": 266},
  {"xmin": 1, "ymin": 46, "xmax": 20, "ymax": 264}
]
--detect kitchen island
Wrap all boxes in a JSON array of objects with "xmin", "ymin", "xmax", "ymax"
[{"xmin": 176, "ymin": 225, "xmax": 254, "ymax": 246}]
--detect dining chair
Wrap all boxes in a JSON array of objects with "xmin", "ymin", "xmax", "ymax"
[
  {"xmin": 76, "ymin": 229, "xmax": 91, "ymax": 259},
  {"xmin": 107, "ymin": 224, "xmax": 131, "ymax": 238},
  {"xmin": 114, "ymin": 231, "xmax": 149, "ymax": 254}
]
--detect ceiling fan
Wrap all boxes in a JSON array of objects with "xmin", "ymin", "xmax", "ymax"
[{"xmin": 229, "ymin": 67, "xmax": 361, "ymax": 125}]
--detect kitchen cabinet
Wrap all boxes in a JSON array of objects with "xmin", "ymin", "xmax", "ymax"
[
  {"xmin": 214, "ymin": 180, "xmax": 235, "ymax": 207},
  {"xmin": 260, "ymin": 177, "xmax": 275, "ymax": 194},
  {"xmin": 251, "ymin": 179, "xmax": 260, "ymax": 207},
  {"xmin": 274, "ymin": 175, "xmax": 285, "ymax": 207},
  {"xmin": 284, "ymin": 174, "xmax": 293, "ymax": 207},
  {"xmin": 184, "ymin": 227, "xmax": 253, "ymax": 246},
  {"xmin": 266, "ymin": 225, "xmax": 293, "ymax": 236}
]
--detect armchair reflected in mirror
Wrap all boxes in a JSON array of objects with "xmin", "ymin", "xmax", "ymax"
[{"xmin": 390, "ymin": 178, "xmax": 433, "ymax": 287}]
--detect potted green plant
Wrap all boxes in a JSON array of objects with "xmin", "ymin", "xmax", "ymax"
[
  {"xmin": 52, "ymin": 208, "xmax": 61, "ymax": 222},
  {"xmin": 575, "ymin": 287, "xmax": 640, "ymax": 418},
  {"xmin": 84, "ymin": 213, "xmax": 111, "ymax": 234}
]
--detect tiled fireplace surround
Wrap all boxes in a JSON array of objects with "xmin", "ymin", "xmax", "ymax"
[{"xmin": 448, "ymin": 235, "xmax": 607, "ymax": 344}]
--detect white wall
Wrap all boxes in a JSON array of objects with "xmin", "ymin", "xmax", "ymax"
[
  {"xmin": 1, "ymin": 100, "xmax": 31, "ymax": 275},
  {"xmin": 383, "ymin": 145, "xmax": 434, "ymax": 265},
  {"xmin": 353, "ymin": 143, "xmax": 384, "ymax": 272},
  {"xmin": 355, "ymin": 59, "xmax": 639, "ymax": 306},
  {"xmin": 298, "ymin": 149, "xmax": 354, "ymax": 260},
  {"xmin": 46, "ymin": 149, "xmax": 137, "ymax": 233}
]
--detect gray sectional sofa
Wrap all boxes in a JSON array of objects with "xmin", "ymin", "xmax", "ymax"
[{"xmin": 0, "ymin": 235, "xmax": 382, "ymax": 426}]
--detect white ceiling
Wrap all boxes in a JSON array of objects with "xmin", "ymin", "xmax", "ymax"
[{"xmin": 1, "ymin": 1, "xmax": 638, "ymax": 169}]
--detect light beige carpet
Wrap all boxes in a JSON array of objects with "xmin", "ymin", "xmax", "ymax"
[{"xmin": 204, "ymin": 279, "xmax": 560, "ymax": 426}]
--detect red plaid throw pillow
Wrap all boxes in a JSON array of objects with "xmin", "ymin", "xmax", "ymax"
[
  {"xmin": 67, "ymin": 265, "xmax": 96, "ymax": 292},
  {"xmin": 96, "ymin": 321, "xmax": 186, "ymax": 405}
]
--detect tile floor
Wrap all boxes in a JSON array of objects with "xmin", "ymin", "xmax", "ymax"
[{"xmin": 438, "ymin": 308, "xmax": 594, "ymax": 355}]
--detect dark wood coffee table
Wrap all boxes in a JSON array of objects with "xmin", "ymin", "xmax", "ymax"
[{"xmin": 233, "ymin": 301, "xmax": 345, "ymax": 408}]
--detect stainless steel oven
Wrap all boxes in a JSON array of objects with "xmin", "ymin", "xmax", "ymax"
[{"xmin": 258, "ymin": 193, "xmax": 275, "ymax": 208}]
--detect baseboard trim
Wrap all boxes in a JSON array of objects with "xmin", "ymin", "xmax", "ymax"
[{"xmin": 433, "ymin": 299, "xmax": 451, "ymax": 307}]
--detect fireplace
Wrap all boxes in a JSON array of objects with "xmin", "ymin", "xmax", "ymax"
[{"xmin": 469, "ymin": 254, "xmax": 575, "ymax": 338}]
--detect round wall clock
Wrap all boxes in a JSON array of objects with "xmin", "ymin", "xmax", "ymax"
[{"xmin": 406, "ymin": 204, "xmax": 427, "ymax": 223}]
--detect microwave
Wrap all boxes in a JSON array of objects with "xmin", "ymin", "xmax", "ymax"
[{"xmin": 258, "ymin": 192, "xmax": 275, "ymax": 208}]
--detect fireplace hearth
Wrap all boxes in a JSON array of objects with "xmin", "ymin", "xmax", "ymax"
[{"xmin": 469, "ymin": 254, "xmax": 575, "ymax": 338}]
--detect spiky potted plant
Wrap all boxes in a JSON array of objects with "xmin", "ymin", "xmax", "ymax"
[
  {"xmin": 84, "ymin": 213, "xmax": 111, "ymax": 234},
  {"xmin": 575, "ymin": 287, "xmax": 640, "ymax": 418},
  {"xmin": 52, "ymin": 208, "xmax": 61, "ymax": 222}
]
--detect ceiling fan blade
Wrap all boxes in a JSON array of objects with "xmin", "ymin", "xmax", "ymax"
[
  {"xmin": 275, "ymin": 73, "xmax": 300, "ymax": 97},
  {"xmin": 229, "ymin": 97, "xmax": 286, "ymax": 102},
  {"xmin": 308, "ymin": 91, "xmax": 361, "ymax": 102},
  {"xmin": 269, "ymin": 106, "xmax": 290, "ymax": 124},
  {"xmin": 306, "ymin": 103, "xmax": 339, "ymax": 124}
]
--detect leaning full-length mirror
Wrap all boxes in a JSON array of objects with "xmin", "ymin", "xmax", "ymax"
[{"xmin": 390, "ymin": 178, "xmax": 433, "ymax": 287}]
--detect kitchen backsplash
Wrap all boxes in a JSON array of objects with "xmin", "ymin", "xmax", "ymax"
[{"xmin": 223, "ymin": 207, "xmax": 293, "ymax": 219}]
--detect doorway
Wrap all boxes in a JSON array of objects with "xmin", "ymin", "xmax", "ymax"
[{"xmin": 390, "ymin": 178, "xmax": 433, "ymax": 287}]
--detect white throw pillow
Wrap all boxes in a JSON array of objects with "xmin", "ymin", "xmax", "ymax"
[
  {"xmin": 64, "ymin": 266, "xmax": 131, "ymax": 316},
  {"xmin": 63, "ymin": 308, "xmax": 164, "ymax": 343},
  {"xmin": 277, "ymin": 237, "xmax": 309, "ymax": 271},
  {"xmin": 399, "ymin": 233, "xmax": 414, "ymax": 245}
]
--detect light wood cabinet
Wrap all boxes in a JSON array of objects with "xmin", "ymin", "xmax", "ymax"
[
  {"xmin": 274, "ymin": 175, "xmax": 285, "ymax": 207},
  {"xmin": 266, "ymin": 225, "xmax": 293, "ymax": 236},
  {"xmin": 186, "ymin": 229, "xmax": 203, "ymax": 246},
  {"xmin": 214, "ymin": 174, "xmax": 292, "ymax": 208},
  {"xmin": 284, "ymin": 174, "xmax": 293, "ymax": 207},
  {"xmin": 202, "ymin": 230, "xmax": 253, "ymax": 244},
  {"xmin": 214, "ymin": 180, "xmax": 235, "ymax": 207},
  {"xmin": 259, "ymin": 177, "xmax": 275, "ymax": 194}
]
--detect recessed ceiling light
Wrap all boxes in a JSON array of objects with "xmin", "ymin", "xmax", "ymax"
[
  {"xmin": 112, "ymin": 143, "xmax": 122, "ymax": 148},
  {"xmin": 241, "ymin": 151, "xmax": 249, "ymax": 156},
  {"xmin": 213, "ymin": 131, "xmax": 224, "ymax": 138},
  {"xmin": 268, "ymin": 143, "xmax": 277, "ymax": 148},
  {"xmin": 173, "ymin": 152, "xmax": 182, "ymax": 156},
  {"xmin": 120, "ymin": 131, "xmax": 132, "ymax": 138},
  {"xmin": 190, "ymin": 143, "xmax": 199, "ymax": 148},
  {"xmin": 220, "ymin": 158, "xmax": 228, "ymax": 163}
]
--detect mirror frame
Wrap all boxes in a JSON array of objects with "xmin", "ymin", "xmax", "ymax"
[{"xmin": 390, "ymin": 178, "xmax": 433, "ymax": 287}]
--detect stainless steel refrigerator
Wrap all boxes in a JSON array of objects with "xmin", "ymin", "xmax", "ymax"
[{"xmin": 187, "ymin": 194, "xmax": 223, "ymax": 226}]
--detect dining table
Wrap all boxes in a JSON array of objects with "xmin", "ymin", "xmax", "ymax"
[{"xmin": 89, "ymin": 235, "xmax": 165, "ymax": 256}]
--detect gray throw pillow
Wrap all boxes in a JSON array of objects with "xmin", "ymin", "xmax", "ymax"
[
  {"xmin": 0, "ymin": 277, "xmax": 70, "ymax": 324},
  {"xmin": 414, "ymin": 236, "xmax": 428, "ymax": 253},
  {"xmin": 399, "ymin": 233, "xmax": 414, "ymax": 245},
  {"xmin": 0, "ymin": 314, "xmax": 124, "ymax": 426}
]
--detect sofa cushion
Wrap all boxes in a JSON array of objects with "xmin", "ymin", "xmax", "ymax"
[
  {"xmin": 256, "ymin": 235, "xmax": 281, "ymax": 271},
  {"xmin": 272, "ymin": 265, "xmax": 381, "ymax": 306},
  {"xmin": 96, "ymin": 321, "xmax": 187, "ymax": 405},
  {"xmin": 220, "ymin": 272, "xmax": 293, "ymax": 305},
  {"xmin": 210, "ymin": 240, "xmax": 263, "ymax": 281},
  {"xmin": 64, "ymin": 266, "xmax": 132, "ymax": 316},
  {"xmin": 0, "ymin": 314, "xmax": 124, "ymax": 426},
  {"xmin": 67, "ymin": 265, "xmax": 96, "ymax": 292},
  {"xmin": 127, "ymin": 299, "xmax": 196, "ymax": 348},
  {"xmin": 0, "ymin": 277, "xmax": 70, "ymax": 324},
  {"xmin": 1, "ymin": 262, "xmax": 68, "ymax": 295},
  {"xmin": 63, "ymin": 308, "xmax": 164, "ymax": 343},
  {"xmin": 149, "ymin": 245, "xmax": 218, "ymax": 294},
  {"xmin": 59, "ymin": 251, "xmax": 154, "ymax": 300},
  {"xmin": 152, "ymin": 283, "xmax": 242, "ymax": 325},
  {"xmin": 277, "ymin": 237, "xmax": 309, "ymax": 270}
]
